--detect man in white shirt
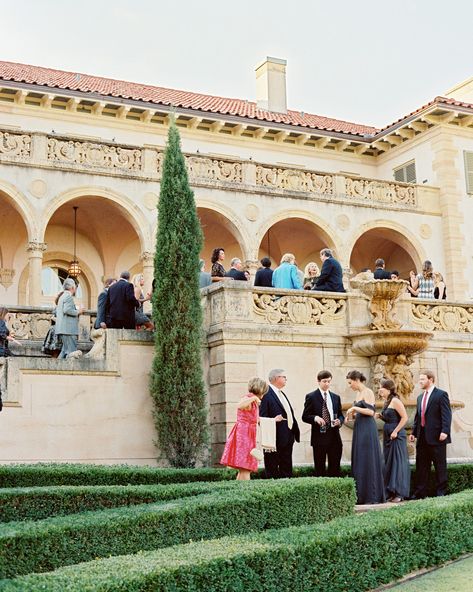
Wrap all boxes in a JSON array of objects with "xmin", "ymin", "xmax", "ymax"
[
  {"xmin": 409, "ymin": 370, "xmax": 452, "ymax": 498},
  {"xmin": 302, "ymin": 370, "xmax": 345, "ymax": 477},
  {"xmin": 259, "ymin": 368, "xmax": 300, "ymax": 478}
]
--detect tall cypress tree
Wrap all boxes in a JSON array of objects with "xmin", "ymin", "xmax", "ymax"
[{"xmin": 150, "ymin": 122, "xmax": 208, "ymax": 467}]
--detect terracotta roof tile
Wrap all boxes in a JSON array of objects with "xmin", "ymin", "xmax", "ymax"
[{"xmin": 0, "ymin": 61, "xmax": 377, "ymax": 136}]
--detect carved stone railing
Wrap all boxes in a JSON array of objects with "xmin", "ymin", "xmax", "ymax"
[
  {"xmin": 0, "ymin": 130, "xmax": 31, "ymax": 158},
  {"xmin": 252, "ymin": 290, "xmax": 346, "ymax": 325},
  {"xmin": 47, "ymin": 137, "xmax": 142, "ymax": 172},
  {"xmin": 256, "ymin": 164, "xmax": 334, "ymax": 195},
  {"xmin": 0, "ymin": 126, "xmax": 433, "ymax": 210},
  {"xmin": 411, "ymin": 301, "xmax": 473, "ymax": 333}
]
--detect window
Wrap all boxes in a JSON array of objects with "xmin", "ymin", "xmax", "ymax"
[
  {"xmin": 394, "ymin": 160, "xmax": 416, "ymax": 184},
  {"xmin": 41, "ymin": 266, "xmax": 83, "ymax": 298},
  {"xmin": 464, "ymin": 151, "xmax": 473, "ymax": 194}
]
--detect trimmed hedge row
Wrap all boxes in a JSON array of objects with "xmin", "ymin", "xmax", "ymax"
[
  {"xmin": 0, "ymin": 481, "xmax": 255, "ymax": 523},
  {"xmin": 1, "ymin": 462, "xmax": 472, "ymax": 491},
  {"xmin": 0, "ymin": 477, "xmax": 355, "ymax": 579},
  {"xmin": 3, "ymin": 489, "xmax": 473, "ymax": 592}
]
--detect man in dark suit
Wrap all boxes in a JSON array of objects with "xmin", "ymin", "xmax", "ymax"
[
  {"xmin": 259, "ymin": 368, "xmax": 300, "ymax": 478},
  {"xmin": 94, "ymin": 278, "xmax": 116, "ymax": 329},
  {"xmin": 312, "ymin": 248, "xmax": 345, "ymax": 293},
  {"xmin": 105, "ymin": 271, "xmax": 140, "ymax": 329},
  {"xmin": 254, "ymin": 257, "xmax": 273, "ymax": 287},
  {"xmin": 302, "ymin": 370, "xmax": 345, "ymax": 477},
  {"xmin": 373, "ymin": 258, "xmax": 392, "ymax": 280},
  {"xmin": 225, "ymin": 258, "xmax": 248, "ymax": 281},
  {"xmin": 409, "ymin": 370, "xmax": 452, "ymax": 498}
]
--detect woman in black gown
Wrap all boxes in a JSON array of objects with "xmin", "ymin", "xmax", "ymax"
[
  {"xmin": 378, "ymin": 378, "xmax": 410, "ymax": 502},
  {"xmin": 346, "ymin": 370, "xmax": 385, "ymax": 504}
]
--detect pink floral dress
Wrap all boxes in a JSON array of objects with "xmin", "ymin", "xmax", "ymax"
[{"xmin": 220, "ymin": 394, "xmax": 259, "ymax": 472}]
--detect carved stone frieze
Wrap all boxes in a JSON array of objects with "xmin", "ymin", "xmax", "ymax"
[
  {"xmin": 47, "ymin": 138, "xmax": 142, "ymax": 171},
  {"xmin": 0, "ymin": 268, "xmax": 15, "ymax": 289},
  {"xmin": 186, "ymin": 156, "xmax": 242, "ymax": 183},
  {"xmin": 412, "ymin": 303, "xmax": 473, "ymax": 333},
  {"xmin": 8, "ymin": 313, "xmax": 52, "ymax": 340},
  {"xmin": 370, "ymin": 353, "xmax": 415, "ymax": 404},
  {"xmin": 0, "ymin": 131, "xmax": 31, "ymax": 158},
  {"xmin": 256, "ymin": 165, "xmax": 333, "ymax": 195},
  {"xmin": 345, "ymin": 177, "xmax": 416, "ymax": 206},
  {"xmin": 27, "ymin": 242, "xmax": 47, "ymax": 255},
  {"xmin": 253, "ymin": 293, "xmax": 346, "ymax": 325}
]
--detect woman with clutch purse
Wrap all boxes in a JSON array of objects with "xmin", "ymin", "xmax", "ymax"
[{"xmin": 220, "ymin": 377, "xmax": 269, "ymax": 480}]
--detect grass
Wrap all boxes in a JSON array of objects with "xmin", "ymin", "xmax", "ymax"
[{"xmin": 387, "ymin": 554, "xmax": 473, "ymax": 591}]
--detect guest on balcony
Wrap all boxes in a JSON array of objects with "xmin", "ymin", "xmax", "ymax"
[
  {"xmin": 225, "ymin": 258, "xmax": 248, "ymax": 281},
  {"xmin": 210, "ymin": 247, "xmax": 226, "ymax": 282},
  {"xmin": 303, "ymin": 262, "xmax": 320, "ymax": 290},
  {"xmin": 272, "ymin": 253, "xmax": 302, "ymax": 290},
  {"xmin": 373, "ymin": 258, "xmax": 391, "ymax": 280},
  {"xmin": 199, "ymin": 259, "xmax": 212, "ymax": 289},
  {"xmin": 312, "ymin": 249, "xmax": 345, "ymax": 293},
  {"xmin": 55, "ymin": 279, "xmax": 85, "ymax": 359},
  {"xmin": 0, "ymin": 307, "xmax": 14, "ymax": 357},
  {"xmin": 254, "ymin": 257, "xmax": 273, "ymax": 287}
]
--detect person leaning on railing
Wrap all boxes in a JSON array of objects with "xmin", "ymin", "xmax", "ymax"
[{"xmin": 0, "ymin": 307, "xmax": 15, "ymax": 357}]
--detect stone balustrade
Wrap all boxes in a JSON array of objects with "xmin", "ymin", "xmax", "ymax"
[
  {"xmin": 411, "ymin": 300, "xmax": 473, "ymax": 333},
  {"xmin": 0, "ymin": 127, "xmax": 432, "ymax": 210}
]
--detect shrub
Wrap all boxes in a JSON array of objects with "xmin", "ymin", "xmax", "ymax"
[
  {"xmin": 0, "ymin": 477, "xmax": 355, "ymax": 579},
  {"xmin": 3, "ymin": 490, "xmax": 473, "ymax": 592}
]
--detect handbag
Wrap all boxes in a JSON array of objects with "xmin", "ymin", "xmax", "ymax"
[{"xmin": 250, "ymin": 447, "xmax": 264, "ymax": 461}]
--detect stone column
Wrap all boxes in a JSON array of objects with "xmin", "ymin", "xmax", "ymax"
[
  {"xmin": 26, "ymin": 242, "xmax": 47, "ymax": 305},
  {"xmin": 140, "ymin": 251, "xmax": 154, "ymax": 313},
  {"xmin": 244, "ymin": 259, "xmax": 260, "ymax": 284},
  {"xmin": 431, "ymin": 133, "xmax": 468, "ymax": 300}
]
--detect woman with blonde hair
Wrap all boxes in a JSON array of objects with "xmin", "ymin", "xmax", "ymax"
[
  {"xmin": 271, "ymin": 253, "xmax": 302, "ymax": 290},
  {"xmin": 408, "ymin": 260, "xmax": 435, "ymax": 299},
  {"xmin": 433, "ymin": 271, "xmax": 447, "ymax": 300},
  {"xmin": 0, "ymin": 307, "xmax": 14, "ymax": 357},
  {"xmin": 220, "ymin": 377, "xmax": 269, "ymax": 480},
  {"xmin": 133, "ymin": 274, "xmax": 154, "ymax": 330},
  {"xmin": 303, "ymin": 262, "xmax": 320, "ymax": 290}
]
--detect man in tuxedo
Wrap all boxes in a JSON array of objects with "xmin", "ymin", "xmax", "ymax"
[
  {"xmin": 302, "ymin": 370, "xmax": 345, "ymax": 477},
  {"xmin": 94, "ymin": 278, "xmax": 116, "ymax": 329},
  {"xmin": 105, "ymin": 271, "xmax": 140, "ymax": 329},
  {"xmin": 409, "ymin": 370, "xmax": 452, "ymax": 498},
  {"xmin": 259, "ymin": 368, "xmax": 300, "ymax": 478},
  {"xmin": 373, "ymin": 258, "xmax": 392, "ymax": 280},
  {"xmin": 312, "ymin": 248, "xmax": 345, "ymax": 293},
  {"xmin": 225, "ymin": 258, "xmax": 248, "ymax": 281},
  {"xmin": 254, "ymin": 257, "xmax": 273, "ymax": 287}
]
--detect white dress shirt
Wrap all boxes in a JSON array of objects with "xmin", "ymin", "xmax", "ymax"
[{"xmin": 272, "ymin": 386, "xmax": 293, "ymax": 430}]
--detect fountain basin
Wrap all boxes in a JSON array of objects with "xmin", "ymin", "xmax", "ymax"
[{"xmin": 347, "ymin": 329, "xmax": 433, "ymax": 357}]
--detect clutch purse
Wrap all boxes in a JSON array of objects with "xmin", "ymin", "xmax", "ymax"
[{"xmin": 250, "ymin": 448, "xmax": 264, "ymax": 461}]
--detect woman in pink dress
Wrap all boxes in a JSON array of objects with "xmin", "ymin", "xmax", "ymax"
[{"xmin": 220, "ymin": 377, "xmax": 269, "ymax": 480}]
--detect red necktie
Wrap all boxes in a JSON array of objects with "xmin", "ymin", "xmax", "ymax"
[{"xmin": 421, "ymin": 391, "xmax": 428, "ymax": 427}]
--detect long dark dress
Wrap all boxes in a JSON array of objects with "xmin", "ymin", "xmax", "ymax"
[
  {"xmin": 351, "ymin": 400, "xmax": 386, "ymax": 504},
  {"xmin": 381, "ymin": 406, "xmax": 410, "ymax": 499}
]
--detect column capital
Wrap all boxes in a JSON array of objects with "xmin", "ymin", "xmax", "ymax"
[
  {"xmin": 27, "ymin": 241, "xmax": 47, "ymax": 254},
  {"xmin": 140, "ymin": 251, "xmax": 154, "ymax": 265}
]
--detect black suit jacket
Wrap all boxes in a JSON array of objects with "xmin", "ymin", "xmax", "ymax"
[
  {"xmin": 260, "ymin": 386, "xmax": 300, "ymax": 448},
  {"xmin": 105, "ymin": 279, "xmax": 139, "ymax": 329},
  {"xmin": 374, "ymin": 268, "xmax": 392, "ymax": 280},
  {"xmin": 412, "ymin": 387, "xmax": 452, "ymax": 446},
  {"xmin": 302, "ymin": 389, "xmax": 345, "ymax": 446},
  {"xmin": 225, "ymin": 268, "xmax": 248, "ymax": 281},
  {"xmin": 254, "ymin": 267, "xmax": 273, "ymax": 287},
  {"xmin": 312, "ymin": 257, "xmax": 345, "ymax": 293}
]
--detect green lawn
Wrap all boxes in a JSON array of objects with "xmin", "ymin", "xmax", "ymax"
[{"xmin": 388, "ymin": 555, "xmax": 473, "ymax": 591}]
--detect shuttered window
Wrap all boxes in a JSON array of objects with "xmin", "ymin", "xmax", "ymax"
[
  {"xmin": 394, "ymin": 160, "xmax": 416, "ymax": 184},
  {"xmin": 464, "ymin": 151, "xmax": 473, "ymax": 193}
]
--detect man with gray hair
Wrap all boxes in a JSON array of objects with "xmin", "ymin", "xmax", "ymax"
[
  {"xmin": 312, "ymin": 248, "xmax": 345, "ymax": 293},
  {"xmin": 199, "ymin": 259, "xmax": 212, "ymax": 289},
  {"xmin": 225, "ymin": 257, "xmax": 247, "ymax": 281},
  {"xmin": 105, "ymin": 270, "xmax": 140, "ymax": 329},
  {"xmin": 259, "ymin": 368, "xmax": 300, "ymax": 478},
  {"xmin": 55, "ymin": 278, "xmax": 84, "ymax": 359}
]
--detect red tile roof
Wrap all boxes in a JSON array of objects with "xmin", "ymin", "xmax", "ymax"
[{"xmin": 0, "ymin": 61, "xmax": 378, "ymax": 136}]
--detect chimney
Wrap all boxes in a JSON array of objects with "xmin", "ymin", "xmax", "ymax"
[{"xmin": 255, "ymin": 57, "xmax": 287, "ymax": 114}]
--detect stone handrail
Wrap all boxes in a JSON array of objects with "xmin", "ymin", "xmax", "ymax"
[
  {"xmin": 0, "ymin": 127, "xmax": 431, "ymax": 209},
  {"xmin": 411, "ymin": 300, "xmax": 473, "ymax": 333}
]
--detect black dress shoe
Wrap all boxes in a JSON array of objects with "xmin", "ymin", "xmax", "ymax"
[{"xmin": 408, "ymin": 495, "xmax": 424, "ymax": 501}]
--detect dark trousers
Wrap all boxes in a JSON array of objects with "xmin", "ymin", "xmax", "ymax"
[
  {"xmin": 312, "ymin": 431, "xmax": 343, "ymax": 477},
  {"xmin": 264, "ymin": 441, "xmax": 294, "ymax": 478},
  {"xmin": 109, "ymin": 318, "xmax": 134, "ymax": 330},
  {"xmin": 414, "ymin": 432, "xmax": 448, "ymax": 497}
]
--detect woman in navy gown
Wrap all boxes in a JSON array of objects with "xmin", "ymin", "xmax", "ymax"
[
  {"xmin": 346, "ymin": 370, "xmax": 385, "ymax": 504},
  {"xmin": 378, "ymin": 378, "xmax": 410, "ymax": 502}
]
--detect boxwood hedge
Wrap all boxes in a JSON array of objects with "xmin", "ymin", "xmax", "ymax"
[
  {"xmin": 3, "ymin": 490, "xmax": 473, "ymax": 592},
  {"xmin": 0, "ymin": 476, "xmax": 355, "ymax": 579}
]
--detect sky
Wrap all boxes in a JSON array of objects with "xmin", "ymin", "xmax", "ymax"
[{"xmin": 1, "ymin": 0, "xmax": 472, "ymax": 128}]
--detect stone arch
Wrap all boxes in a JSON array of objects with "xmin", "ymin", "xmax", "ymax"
[
  {"xmin": 195, "ymin": 199, "xmax": 252, "ymax": 265},
  {"xmin": 256, "ymin": 210, "xmax": 342, "ymax": 269},
  {"xmin": 41, "ymin": 186, "xmax": 152, "ymax": 251},
  {"xmin": 0, "ymin": 180, "xmax": 37, "ymax": 240},
  {"xmin": 347, "ymin": 220, "xmax": 425, "ymax": 278}
]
